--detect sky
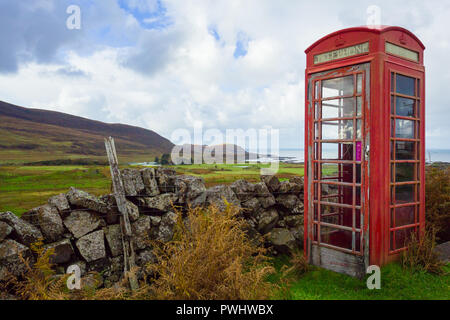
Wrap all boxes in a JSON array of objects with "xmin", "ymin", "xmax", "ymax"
[{"xmin": 0, "ymin": 0, "xmax": 449, "ymax": 150}]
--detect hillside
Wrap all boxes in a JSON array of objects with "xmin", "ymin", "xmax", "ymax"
[
  {"xmin": 0, "ymin": 100, "xmax": 174, "ymax": 164},
  {"xmin": 174, "ymin": 144, "xmax": 261, "ymax": 164}
]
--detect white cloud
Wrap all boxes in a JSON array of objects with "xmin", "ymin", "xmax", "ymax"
[{"xmin": 0, "ymin": 0, "xmax": 449, "ymax": 150}]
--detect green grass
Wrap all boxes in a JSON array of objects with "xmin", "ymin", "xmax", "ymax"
[
  {"xmin": 268, "ymin": 255, "xmax": 450, "ymax": 300},
  {"xmin": 0, "ymin": 162, "xmax": 448, "ymax": 300},
  {"xmin": 0, "ymin": 165, "xmax": 112, "ymax": 215},
  {"xmin": 0, "ymin": 163, "xmax": 305, "ymax": 215},
  {"xmin": 162, "ymin": 163, "xmax": 305, "ymax": 187}
]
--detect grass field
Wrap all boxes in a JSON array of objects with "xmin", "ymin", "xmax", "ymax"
[
  {"xmin": 0, "ymin": 163, "xmax": 308, "ymax": 215},
  {"xmin": 269, "ymin": 255, "xmax": 449, "ymax": 300},
  {"xmin": 0, "ymin": 165, "xmax": 112, "ymax": 214},
  {"xmin": 1, "ymin": 162, "xmax": 447, "ymax": 300},
  {"xmin": 171, "ymin": 163, "xmax": 306, "ymax": 187}
]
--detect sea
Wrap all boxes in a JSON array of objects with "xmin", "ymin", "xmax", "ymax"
[
  {"xmin": 267, "ymin": 148, "xmax": 450, "ymax": 163},
  {"xmin": 131, "ymin": 149, "xmax": 450, "ymax": 166}
]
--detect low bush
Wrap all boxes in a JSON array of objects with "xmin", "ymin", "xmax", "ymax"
[
  {"xmin": 425, "ymin": 165, "xmax": 450, "ymax": 242},
  {"xmin": 1, "ymin": 240, "xmax": 70, "ymax": 300},
  {"xmin": 146, "ymin": 203, "xmax": 275, "ymax": 300},
  {"xmin": 401, "ymin": 229, "xmax": 446, "ymax": 275},
  {"xmin": 2, "ymin": 204, "xmax": 275, "ymax": 300}
]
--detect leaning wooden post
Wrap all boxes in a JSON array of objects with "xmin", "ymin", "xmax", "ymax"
[{"xmin": 104, "ymin": 136, "xmax": 139, "ymax": 291}]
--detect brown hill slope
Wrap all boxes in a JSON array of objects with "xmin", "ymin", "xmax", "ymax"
[{"xmin": 0, "ymin": 100, "xmax": 174, "ymax": 164}]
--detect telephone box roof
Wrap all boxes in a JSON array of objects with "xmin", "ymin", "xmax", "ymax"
[{"xmin": 305, "ymin": 25, "xmax": 425, "ymax": 54}]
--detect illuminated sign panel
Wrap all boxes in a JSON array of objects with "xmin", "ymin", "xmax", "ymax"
[
  {"xmin": 314, "ymin": 42, "xmax": 369, "ymax": 64},
  {"xmin": 385, "ymin": 42, "xmax": 419, "ymax": 62}
]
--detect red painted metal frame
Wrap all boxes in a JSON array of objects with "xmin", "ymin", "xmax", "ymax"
[
  {"xmin": 304, "ymin": 26, "xmax": 425, "ymax": 268},
  {"xmin": 310, "ymin": 69, "xmax": 366, "ymax": 255}
]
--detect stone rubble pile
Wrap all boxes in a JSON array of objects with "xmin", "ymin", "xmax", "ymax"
[{"xmin": 0, "ymin": 167, "xmax": 306, "ymax": 287}]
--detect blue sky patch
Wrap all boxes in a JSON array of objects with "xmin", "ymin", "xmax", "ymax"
[
  {"xmin": 118, "ymin": 0, "xmax": 172, "ymax": 30},
  {"xmin": 233, "ymin": 32, "xmax": 250, "ymax": 58},
  {"xmin": 208, "ymin": 26, "xmax": 220, "ymax": 41}
]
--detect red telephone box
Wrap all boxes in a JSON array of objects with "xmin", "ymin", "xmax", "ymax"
[{"xmin": 304, "ymin": 26, "xmax": 425, "ymax": 277}]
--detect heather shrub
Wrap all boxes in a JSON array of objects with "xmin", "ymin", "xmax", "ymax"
[
  {"xmin": 425, "ymin": 165, "xmax": 450, "ymax": 242},
  {"xmin": 401, "ymin": 229, "xmax": 446, "ymax": 275},
  {"xmin": 1, "ymin": 240, "xmax": 70, "ymax": 300},
  {"xmin": 146, "ymin": 203, "xmax": 275, "ymax": 300}
]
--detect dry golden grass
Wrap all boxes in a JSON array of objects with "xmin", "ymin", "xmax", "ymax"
[
  {"xmin": 2, "ymin": 204, "xmax": 275, "ymax": 300},
  {"xmin": 401, "ymin": 229, "xmax": 447, "ymax": 275},
  {"xmin": 1, "ymin": 240, "xmax": 71, "ymax": 300},
  {"xmin": 283, "ymin": 250, "xmax": 310, "ymax": 278},
  {"xmin": 146, "ymin": 203, "xmax": 275, "ymax": 300},
  {"xmin": 425, "ymin": 166, "xmax": 450, "ymax": 242}
]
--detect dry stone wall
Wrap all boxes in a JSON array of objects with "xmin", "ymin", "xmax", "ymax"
[{"xmin": 0, "ymin": 167, "xmax": 306, "ymax": 287}]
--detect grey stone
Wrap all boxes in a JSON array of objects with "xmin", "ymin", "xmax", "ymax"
[
  {"xmin": 292, "ymin": 201, "xmax": 305, "ymax": 215},
  {"xmin": 66, "ymin": 187, "xmax": 109, "ymax": 214},
  {"xmin": 76, "ymin": 230, "xmax": 106, "ymax": 262},
  {"xmin": 258, "ymin": 195, "xmax": 276, "ymax": 209},
  {"xmin": 71, "ymin": 260, "xmax": 87, "ymax": 276},
  {"xmin": 204, "ymin": 185, "xmax": 241, "ymax": 211},
  {"xmin": 136, "ymin": 248, "xmax": 157, "ymax": 267},
  {"xmin": 44, "ymin": 239, "xmax": 74, "ymax": 264},
  {"xmin": 126, "ymin": 200, "xmax": 140, "ymax": 222},
  {"xmin": 261, "ymin": 175, "xmax": 280, "ymax": 192},
  {"xmin": 434, "ymin": 241, "xmax": 450, "ymax": 263},
  {"xmin": 246, "ymin": 217, "xmax": 257, "ymax": 229},
  {"xmin": 138, "ymin": 193, "xmax": 177, "ymax": 212},
  {"xmin": 149, "ymin": 215, "xmax": 161, "ymax": 226},
  {"xmin": 241, "ymin": 197, "xmax": 261, "ymax": 217},
  {"xmin": 156, "ymin": 167, "xmax": 177, "ymax": 193},
  {"xmin": 122, "ymin": 168, "xmax": 145, "ymax": 196},
  {"xmin": 0, "ymin": 211, "xmax": 43, "ymax": 247},
  {"xmin": 230, "ymin": 179, "xmax": 256, "ymax": 202},
  {"xmin": 0, "ymin": 239, "xmax": 32, "ymax": 281},
  {"xmin": 20, "ymin": 207, "xmax": 40, "ymax": 224},
  {"xmin": 174, "ymin": 175, "xmax": 206, "ymax": 204},
  {"xmin": 290, "ymin": 227, "xmax": 304, "ymax": 249},
  {"xmin": 36, "ymin": 205, "xmax": 65, "ymax": 242},
  {"xmin": 189, "ymin": 192, "xmax": 207, "ymax": 208},
  {"xmin": 0, "ymin": 221, "xmax": 12, "ymax": 242},
  {"xmin": 268, "ymin": 228, "xmax": 296, "ymax": 254},
  {"xmin": 284, "ymin": 215, "xmax": 303, "ymax": 228},
  {"xmin": 64, "ymin": 210, "xmax": 105, "ymax": 239},
  {"xmin": 161, "ymin": 211, "xmax": 177, "ymax": 226},
  {"xmin": 103, "ymin": 224, "xmax": 123, "ymax": 257},
  {"xmin": 81, "ymin": 273, "xmax": 104, "ymax": 290},
  {"xmin": 243, "ymin": 224, "xmax": 263, "ymax": 247},
  {"xmin": 289, "ymin": 176, "xmax": 304, "ymax": 186},
  {"xmin": 321, "ymin": 183, "xmax": 331, "ymax": 195},
  {"xmin": 87, "ymin": 257, "xmax": 110, "ymax": 272},
  {"xmin": 48, "ymin": 193, "xmax": 70, "ymax": 214},
  {"xmin": 278, "ymin": 181, "xmax": 302, "ymax": 194},
  {"xmin": 132, "ymin": 215, "xmax": 152, "ymax": 250},
  {"xmin": 156, "ymin": 211, "xmax": 177, "ymax": 243},
  {"xmin": 276, "ymin": 194, "xmax": 300, "ymax": 210},
  {"xmin": 0, "ymin": 292, "xmax": 19, "ymax": 300},
  {"xmin": 140, "ymin": 167, "xmax": 160, "ymax": 196},
  {"xmin": 289, "ymin": 176, "xmax": 304, "ymax": 194},
  {"xmin": 100, "ymin": 195, "xmax": 138, "ymax": 223},
  {"xmin": 104, "ymin": 255, "xmax": 124, "ymax": 287},
  {"xmin": 98, "ymin": 194, "xmax": 120, "ymax": 224},
  {"xmin": 257, "ymin": 208, "xmax": 279, "ymax": 234},
  {"xmin": 254, "ymin": 182, "xmax": 271, "ymax": 197},
  {"xmin": 277, "ymin": 219, "xmax": 287, "ymax": 228}
]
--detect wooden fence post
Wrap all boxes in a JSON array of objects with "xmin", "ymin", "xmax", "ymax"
[{"xmin": 104, "ymin": 136, "xmax": 139, "ymax": 291}]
